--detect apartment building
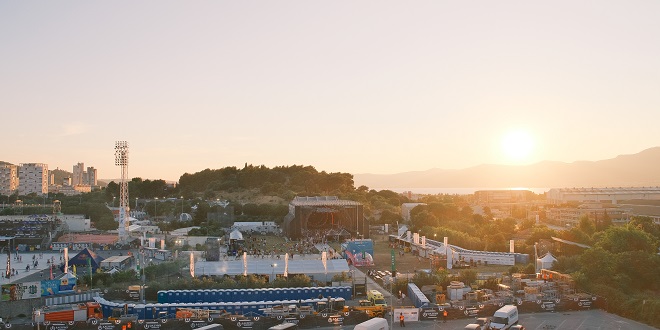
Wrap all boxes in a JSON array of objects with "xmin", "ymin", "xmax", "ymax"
[
  {"xmin": 86, "ymin": 166, "xmax": 98, "ymax": 186},
  {"xmin": 72, "ymin": 162, "xmax": 85, "ymax": 186},
  {"xmin": 18, "ymin": 163, "xmax": 49, "ymax": 195},
  {"xmin": 546, "ymin": 204, "xmax": 630, "ymax": 227},
  {"xmin": 0, "ymin": 164, "xmax": 19, "ymax": 196},
  {"xmin": 72, "ymin": 162, "xmax": 98, "ymax": 187}
]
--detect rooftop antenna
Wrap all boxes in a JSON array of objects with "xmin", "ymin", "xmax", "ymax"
[{"xmin": 115, "ymin": 141, "xmax": 130, "ymax": 243}]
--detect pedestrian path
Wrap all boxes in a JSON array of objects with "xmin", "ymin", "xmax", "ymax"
[{"xmin": 0, "ymin": 250, "xmax": 65, "ymax": 284}]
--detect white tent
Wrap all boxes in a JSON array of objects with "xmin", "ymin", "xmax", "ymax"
[
  {"xmin": 537, "ymin": 252, "xmax": 557, "ymax": 270},
  {"xmin": 229, "ymin": 229, "xmax": 244, "ymax": 241}
]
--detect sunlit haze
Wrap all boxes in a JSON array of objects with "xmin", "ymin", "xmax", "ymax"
[
  {"xmin": 501, "ymin": 130, "xmax": 534, "ymax": 163},
  {"xmin": 2, "ymin": 1, "xmax": 659, "ymax": 181}
]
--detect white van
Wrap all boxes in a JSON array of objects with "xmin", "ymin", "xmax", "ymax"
[{"xmin": 489, "ymin": 305, "xmax": 518, "ymax": 329}]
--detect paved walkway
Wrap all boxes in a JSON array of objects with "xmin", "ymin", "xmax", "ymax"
[{"xmin": 0, "ymin": 250, "xmax": 67, "ymax": 284}]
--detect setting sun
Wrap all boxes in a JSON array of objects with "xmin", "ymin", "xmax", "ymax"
[{"xmin": 501, "ymin": 130, "xmax": 534, "ymax": 162}]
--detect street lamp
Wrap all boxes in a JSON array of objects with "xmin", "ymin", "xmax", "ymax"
[
  {"xmin": 180, "ymin": 196, "xmax": 184, "ymax": 216},
  {"xmin": 154, "ymin": 197, "xmax": 158, "ymax": 219}
]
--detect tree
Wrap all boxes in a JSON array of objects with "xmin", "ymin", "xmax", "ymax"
[
  {"xmin": 193, "ymin": 202, "xmax": 210, "ymax": 226},
  {"xmin": 459, "ymin": 269, "xmax": 477, "ymax": 286},
  {"xmin": 629, "ymin": 216, "xmax": 660, "ymax": 240},
  {"xmin": 595, "ymin": 226, "xmax": 658, "ymax": 254},
  {"xmin": 578, "ymin": 215, "xmax": 595, "ymax": 236},
  {"xmin": 379, "ymin": 209, "xmax": 403, "ymax": 225}
]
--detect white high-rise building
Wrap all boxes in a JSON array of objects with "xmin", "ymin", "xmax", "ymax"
[
  {"xmin": 18, "ymin": 163, "xmax": 48, "ymax": 195},
  {"xmin": 0, "ymin": 164, "xmax": 19, "ymax": 196},
  {"xmin": 72, "ymin": 162, "xmax": 85, "ymax": 186}
]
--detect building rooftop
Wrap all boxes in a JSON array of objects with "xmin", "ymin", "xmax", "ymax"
[{"xmin": 291, "ymin": 196, "xmax": 362, "ymax": 207}]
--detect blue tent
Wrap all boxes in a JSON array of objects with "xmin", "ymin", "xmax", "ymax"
[{"xmin": 63, "ymin": 247, "xmax": 105, "ymax": 273}]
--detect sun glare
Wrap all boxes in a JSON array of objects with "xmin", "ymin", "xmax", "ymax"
[{"xmin": 501, "ymin": 130, "xmax": 534, "ymax": 162}]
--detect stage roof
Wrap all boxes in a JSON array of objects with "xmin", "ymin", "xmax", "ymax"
[{"xmin": 194, "ymin": 258, "xmax": 349, "ymax": 277}]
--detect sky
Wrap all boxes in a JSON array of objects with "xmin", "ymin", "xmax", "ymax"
[{"xmin": 1, "ymin": 1, "xmax": 659, "ymax": 182}]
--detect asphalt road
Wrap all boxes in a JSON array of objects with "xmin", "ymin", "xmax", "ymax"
[{"xmin": 320, "ymin": 310, "xmax": 655, "ymax": 330}]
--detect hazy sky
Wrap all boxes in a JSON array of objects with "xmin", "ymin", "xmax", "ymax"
[{"xmin": 2, "ymin": 1, "xmax": 659, "ymax": 181}]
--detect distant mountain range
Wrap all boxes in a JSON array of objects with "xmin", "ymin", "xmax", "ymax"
[{"xmin": 353, "ymin": 147, "xmax": 660, "ymax": 189}]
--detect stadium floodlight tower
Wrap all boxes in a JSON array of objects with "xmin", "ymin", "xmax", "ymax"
[{"xmin": 115, "ymin": 141, "xmax": 130, "ymax": 243}]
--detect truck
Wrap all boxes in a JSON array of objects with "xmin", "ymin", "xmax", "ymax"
[
  {"xmin": 367, "ymin": 290, "xmax": 387, "ymax": 307},
  {"xmin": 107, "ymin": 305, "xmax": 138, "ymax": 324},
  {"xmin": 345, "ymin": 300, "xmax": 388, "ymax": 318},
  {"xmin": 34, "ymin": 302, "xmax": 103, "ymax": 323},
  {"xmin": 489, "ymin": 305, "xmax": 518, "ymax": 329},
  {"xmin": 353, "ymin": 317, "xmax": 388, "ymax": 330}
]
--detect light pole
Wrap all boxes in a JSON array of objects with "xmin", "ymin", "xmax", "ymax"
[
  {"xmin": 271, "ymin": 263, "xmax": 277, "ymax": 283},
  {"xmin": 431, "ymin": 234, "xmax": 437, "ymax": 270},
  {"xmin": 390, "ymin": 280, "xmax": 394, "ymax": 330},
  {"xmin": 135, "ymin": 197, "xmax": 138, "ymax": 210},
  {"xmin": 180, "ymin": 196, "xmax": 184, "ymax": 218},
  {"xmin": 350, "ymin": 270, "xmax": 355, "ymax": 298},
  {"xmin": 154, "ymin": 197, "xmax": 158, "ymax": 220}
]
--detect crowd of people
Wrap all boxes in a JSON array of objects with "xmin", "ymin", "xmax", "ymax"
[{"xmin": 223, "ymin": 229, "xmax": 344, "ymax": 260}]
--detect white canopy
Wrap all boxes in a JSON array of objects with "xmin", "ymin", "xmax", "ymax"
[{"xmin": 229, "ymin": 229, "xmax": 244, "ymax": 241}]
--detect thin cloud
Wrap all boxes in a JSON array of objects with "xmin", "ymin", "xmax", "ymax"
[{"xmin": 59, "ymin": 122, "xmax": 91, "ymax": 136}]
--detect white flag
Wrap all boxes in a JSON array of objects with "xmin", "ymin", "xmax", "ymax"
[
  {"xmin": 190, "ymin": 253, "xmax": 195, "ymax": 278},
  {"xmin": 243, "ymin": 252, "xmax": 248, "ymax": 276},
  {"xmin": 284, "ymin": 253, "xmax": 289, "ymax": 277}
]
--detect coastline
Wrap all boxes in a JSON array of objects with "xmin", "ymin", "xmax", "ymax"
[{"xmin": 374, "ymin": 187, "xmax": 550, "ymax": 195}]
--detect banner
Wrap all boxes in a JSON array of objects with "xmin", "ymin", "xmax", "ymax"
[
  {"xmin": 393, "ymin": 308, "xmax": 420, "ymax": 322},
  {"xmin": 284, "ymin": 253, "xmax": 289, "ymax": 277},
  {"xmin": 242, "ymin": 252, "xmax": 247, "ymax": 276},
  {"xmin": 64, "ymin": 247, "xmax": 68, "ymax": 272},
  {"xmin": 41, "ymin": 276, "xmax": 77, "ymax": 296},
  {"xmin": 5, "ymin": 249, "xmax": 10, "ymax": 279},
  {"xmin": 190, "ymin": 253, "xmax": 195, "ymax": 278},
  {"xmin": 322, "ymin": 251, "xmax": 327, "ymax": 273},
  {"xmin": 2, "ymin": 281, "xmax": 42, "ymax": 301}
]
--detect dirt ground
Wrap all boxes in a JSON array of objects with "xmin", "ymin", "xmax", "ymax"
[{"xmin": 366, "ymin": 234, "xmax": 511, "ymax": 275}]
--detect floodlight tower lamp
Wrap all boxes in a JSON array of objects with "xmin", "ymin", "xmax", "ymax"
[{"xmin": 115, "ymin": 141, "xmax": 130, "ymax": 243}]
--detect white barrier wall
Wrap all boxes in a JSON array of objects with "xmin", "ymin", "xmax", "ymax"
[{"xmin": 392, "ymin": 308, "xmax": 420, "ymax": 322}]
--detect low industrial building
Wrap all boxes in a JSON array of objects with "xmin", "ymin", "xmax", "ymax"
[{"xmin": 547, "ymin": 187, "xmax": 660, "ymax": 204}]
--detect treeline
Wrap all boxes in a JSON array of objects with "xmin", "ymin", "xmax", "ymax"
[
  {"xmin": 409, "ymin": 203, "xmax": 521, "ymax": 253},
  {"xmin": 178, "ymin": 165, "xmax": 355, "ymax": 197},
  {"xmin": 105, "ymin": 177, "xmax": 174, "ymax": 199},
  {"xmin": 552, "ymin": 217, "xmax": 660, "ymax": 327},
  {"xmin": 0, "ymin": 191, "xmax": 116, "ymax": 230}
]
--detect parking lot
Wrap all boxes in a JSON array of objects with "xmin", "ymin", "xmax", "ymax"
[{"xmin": 330, "ymin": 309, "xmax": 655, "ymax": 330}]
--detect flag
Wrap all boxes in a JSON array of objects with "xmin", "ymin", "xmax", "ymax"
[
  {"xmin": 284, "ymin": 253, "xmax": 289, "ymax": 277},
  {"xmin": 190, "ymin": 253, "xmax": 195, "ymax": 278},
  {"xmin": 243, "ymin": 252, "xmax": 247, "ymax": 276},
  {"xmin": 64, "ymin": 248, "xmax": 68, "ymax": 272},
  {"xmin": 73, "ymin": 264, "xmax": 77, "ymax": 275},
  {"xmin": 50, "ymin": 263, "xmax": 53, "ymax": 280},
  {"xmin": 4, "ymin": 248, "xmax": 9, "ymax": 279}
]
